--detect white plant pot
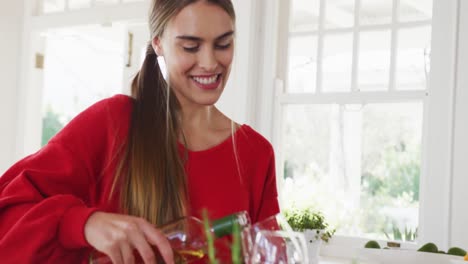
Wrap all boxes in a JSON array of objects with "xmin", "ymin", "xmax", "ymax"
[{"xmin": 303, "ymin": 229, "xmax": 323, "ymax": 264}]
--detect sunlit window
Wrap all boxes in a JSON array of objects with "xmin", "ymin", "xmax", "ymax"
[
  {"xmin": 279, "ymin": 0, "xmax": 432, "ymax": 240},
  {"xmin": 41, "ymin": 25, "xmax": 125, "ymax": 145}
]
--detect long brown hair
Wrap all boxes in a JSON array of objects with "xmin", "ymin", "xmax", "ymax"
[{"xmin": 112, "ymin": 0, "xmax": 236, "ymax": 226}]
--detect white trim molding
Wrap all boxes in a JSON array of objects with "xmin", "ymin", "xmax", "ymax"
[
  {"xmin": 418, "ymin": 0, "xmax": 459, "ymax": 249},
  {"xmin": 30, "ymin": 2, "xmax": 150, "ymax": 30},
  {"xmin": 450, "ymin": 0, "xmax": 468, "ymax": 247}
]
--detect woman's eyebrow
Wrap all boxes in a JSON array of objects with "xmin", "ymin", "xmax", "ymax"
[
  {"xmin": 176, "ymin": 30, "xmax": 235, "ymax": 42},
  {"xmin": 215, "ymin": 31, "xmax": 235, "ymax": 40}
]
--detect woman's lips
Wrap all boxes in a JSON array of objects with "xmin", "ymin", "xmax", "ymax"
[{"xmin": 191, "ymin": 74, "xmax": 221, "ymax": 90}]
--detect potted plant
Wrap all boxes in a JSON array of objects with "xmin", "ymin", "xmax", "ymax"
[{"xmin": 284, "ymin": 208, "xmax": 335, "ymax": 264}]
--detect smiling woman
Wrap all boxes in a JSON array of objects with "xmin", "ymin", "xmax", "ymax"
[
  {"xmin": 0, "ymin": 0, "xmax": 280, "ymax": 263},
  {"xmin": 152, "ymin": 1, "xmax": 235, "ymax": 108}
]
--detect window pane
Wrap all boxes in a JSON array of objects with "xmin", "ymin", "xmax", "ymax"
[
  {"xmin": 395, "ymin": 26, "xmax": 431, "ymax": 90},
  {"xmin": 322, "ymin": 33, "xmax": 353, "ymax": 92},
  {"xmin": 287, "ymin": 35, "xmax": 318, "ymax": 93},
  {"xmin": 43, "ymin": 0, "xmax": 65, "ymax": 13},
  {"xmin": 69, "ymin": 0, "xmax": 91, "ymax": 10},
  {"xmin": 324, "ymin": 0, "xmax": 354, "ymax": 29},
  {"xmin": 358, "ymin": 30, "xmax": 391, "ymax": 91},
  {"xmin": 361, "ymin": 103, "xmax": 422, "ymax": 239},
  {"xmin": 399, "ymin": 0, "xmax": 433, "ymax": 22},
  {"xmin": 290, "ymin": 0, "xmax": 320, "ymax": 33},
  {"xmin": 42, "ymin": 25, "xmax": 125, "ymax": 145},
  {"xmin": 360, "ymin": 0, "xmax": 393, "ymax": 25},
  {"xmin": 281, "ymin": 102, "xmax": 422, "ymax": 239},
  {"xmin": 95, "ymin": 0, "xmax": 119, "ymax": 5}
]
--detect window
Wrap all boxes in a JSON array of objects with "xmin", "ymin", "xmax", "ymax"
[
  {"xmin": 276, "ymin": 0, "xmax": 433, "ymax": 240},
  {"xmin": 28, "ymin": 1, "xmax": 150, "ymax": 148},
  {"xmin": 41, "ymin": 25, "xmax": 126, "ymax": 145}
]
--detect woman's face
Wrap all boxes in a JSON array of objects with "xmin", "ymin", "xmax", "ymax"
[{"xmin": 153, "ymin": 1, "xmax": 235, "ymax": 108}]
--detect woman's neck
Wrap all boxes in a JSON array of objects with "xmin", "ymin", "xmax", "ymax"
[
  {"xmin": 178, "ymin": 105, "xmax": 234, "ymax": 151},
  {"xmin": 180, "ymin": 105, "xmax": 217, "ymax": 129}
]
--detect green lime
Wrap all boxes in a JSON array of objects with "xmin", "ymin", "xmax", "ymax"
[
  {"xmin": 417, "ymin": 242, "xmax": 438, "ymax": 253},
  {"xmin": 447, "ymin": 247, "xmax": 467, "ymax": 256},
  {"xmin": 364, "ymin": 240, "xmax": 381, "ymax": 249}
]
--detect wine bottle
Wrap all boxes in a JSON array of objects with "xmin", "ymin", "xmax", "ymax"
[{"xmin": 89, "ymin": 211, "xmax": 251, "ymax": 264}]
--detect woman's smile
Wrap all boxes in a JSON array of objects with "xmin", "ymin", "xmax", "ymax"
[{"xmin": 190, "ymin": 73, "xmax": 222, "ymax": 90}]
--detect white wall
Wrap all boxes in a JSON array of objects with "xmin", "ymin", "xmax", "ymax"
[
  {"xmin": 450, "ymin": 0, "xmax": 468, "ymax": 247},
  {"xmin": 0, "ymin": 1, "xmax": 25, "ymax": 174}
]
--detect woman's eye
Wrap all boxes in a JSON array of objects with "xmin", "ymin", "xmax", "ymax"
[
  {"xmin": 215, "ymin": 43, "xmax": 232, "ymax": 50},
  {"xmin": 183, "ymin": 46, "xmax": 199, "ymax": 52}
]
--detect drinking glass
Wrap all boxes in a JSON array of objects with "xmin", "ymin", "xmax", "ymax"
[
  {"xmin": 242, "ymin": 213, "xmax": 309, "ymax": 264},
  {"xmin": 250, "ymin": 230, "xmax": 308, "ymax": 264}
]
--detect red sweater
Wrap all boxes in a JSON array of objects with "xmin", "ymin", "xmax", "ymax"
[{"xmin": 0, "ymin": 95, "xmax": 279, "ymax": 263}]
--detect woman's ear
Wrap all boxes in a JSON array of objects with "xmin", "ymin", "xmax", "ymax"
[{"xmin": 152, "ymin": 37, "xmax": 163, "ymax": 56}]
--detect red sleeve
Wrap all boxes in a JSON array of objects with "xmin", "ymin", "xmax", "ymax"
[
  {"xmin": 0, "ymin": 95, "xmax": 131, "ymax": 263},
  {"xmin": 255, "ymin": 146, "xmax": 280, "ymax": 223}
]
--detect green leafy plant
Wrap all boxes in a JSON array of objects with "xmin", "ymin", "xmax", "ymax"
[
  {"xmin": 383, "ymin": 223, "xmax": 417, "ymax": 242},
  {"xmin": 284, "ymin": 208, "xmax": 336, "ymax": 243}
]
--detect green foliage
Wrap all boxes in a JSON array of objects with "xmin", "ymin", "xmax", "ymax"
[
  {"xmin": 41, "ymin": 106, "xmax": 64, "ymax": 146},
  {"xmin": 360, "ymin": 143, "xmax": 421, "ymax": 237},
  {"xmin": 403, "ymin": 226, "xmax": 417, "ymax": 241},
  {"xmin": 362, "ymin": 144, "xmax": 420, "ymax": 202},
  {"xmin": 393, "ymin": 226, "xmax": 402, "ymax": 240},
  {"xmin": 202, "ymin": 210, "xmax": 218, "ymax": 264},
  {"xmin": 231, "ymin": 222, "xmax": 241, "ymax": 264},
  {"xmin": 383, "ymin": 224, "xmax": 417, "ymax": 242},
  {"xmin": 284, "ymin": 208, "xmax": 335, "ymax": 243},
  {"xmin": 202, "ymin": 210, "xmax": 242, "ymax": 264}
]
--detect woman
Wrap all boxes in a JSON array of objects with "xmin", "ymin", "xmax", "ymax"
[{"xmin": 0, "ymin": 0, "xmax": 279, "ymax": 263}]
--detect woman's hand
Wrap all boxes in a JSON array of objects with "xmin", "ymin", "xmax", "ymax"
[{"xmin": 85, "ymin": 212, "xmax": 174, "ymax": 264}]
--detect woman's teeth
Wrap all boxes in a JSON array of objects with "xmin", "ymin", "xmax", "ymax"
[{"xmin": 192, "ymin": 75, "xmax": 218, "ymax": 85}]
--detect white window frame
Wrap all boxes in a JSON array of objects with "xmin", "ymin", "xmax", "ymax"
[
  {"xmin": 450, "ymin": 0, "xmax": 468, "ymax": 248},
  {"xmin": 252, "ymin": 0, "xmax": 461, "ymax": 257}
]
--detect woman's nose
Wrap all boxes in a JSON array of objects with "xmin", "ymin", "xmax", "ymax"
[{"xmin": 198, "ymin": 48, "xmax": 218, "ymax": 72}]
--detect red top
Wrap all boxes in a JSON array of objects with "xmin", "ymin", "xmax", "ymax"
[{"xmin": 0, "ymin": 95, "xmax": 279, "ymax": 263}]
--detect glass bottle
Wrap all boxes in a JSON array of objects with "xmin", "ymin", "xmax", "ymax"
[{"xmin": 89, "ymin": 211, "xmax": 251, "ymax": 264}]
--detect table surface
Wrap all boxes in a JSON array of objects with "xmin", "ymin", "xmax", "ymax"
[{"xmin": 319, "ymin": 256, "xmax": 377, "ymax": 264}]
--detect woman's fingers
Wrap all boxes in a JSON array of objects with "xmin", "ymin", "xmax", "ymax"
[
  {"xmin": 106, "ymin": 244, "xmax": 124, "ymax": 264},
  {"xmin": 120, "ymin": 242, "xmax": 135, "ymax": 264},
  {"xmin": 127, "ymin": 223, "xmax": 156, "ymax": 264},
  {"xmin": 138, "ymin": 219, "xmax": 175, "ymax": 264},
  {"xmin": 85, "ymin": 212, "xmax": 175, "ymax": 264}
]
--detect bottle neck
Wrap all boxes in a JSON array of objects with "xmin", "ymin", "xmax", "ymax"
[{"xmin": 211, "ymin": 211, "xmax": 251, "ymax": 238}]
